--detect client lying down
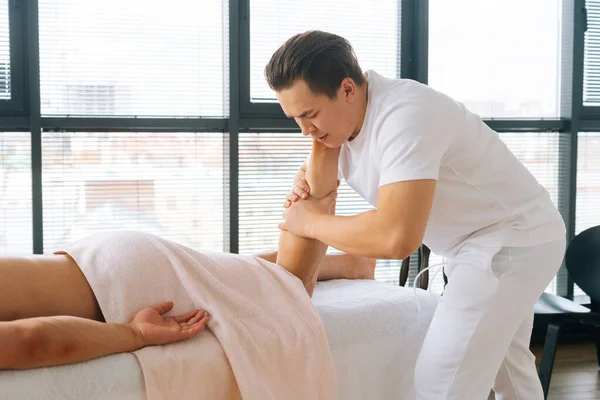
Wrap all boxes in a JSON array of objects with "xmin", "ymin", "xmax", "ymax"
[{"xmin": 0, "ymin": 142, "xmax": 352, "ymax": 399}]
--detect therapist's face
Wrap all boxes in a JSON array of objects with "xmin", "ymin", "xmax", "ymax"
[{"xmin": 276, "ymin": 78, "xmax": 361, "ymax": 149}]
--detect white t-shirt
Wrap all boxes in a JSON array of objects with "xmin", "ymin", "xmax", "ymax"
[{"xmin": 338, "ymin": 70, "xmax": 566, "ymax": 256}]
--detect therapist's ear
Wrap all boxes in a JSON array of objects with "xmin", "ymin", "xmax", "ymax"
[{"xmin": 340, "ymin": 78, "xmax": 356, "ymax": 102}]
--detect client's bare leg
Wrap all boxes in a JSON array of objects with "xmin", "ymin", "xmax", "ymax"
[
  {"xmin": 256, "ymin": 251, "xmax": 376, "ymax": 281},
  {"xmin": 275, "ymin": 140, "xmax": 340, "ymax": 296},
  {"xmin": 0, "ymin": 254, "xmax": 103, "ymax": 322}
]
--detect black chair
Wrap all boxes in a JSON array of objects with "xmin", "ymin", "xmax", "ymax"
[
  {"xmin": 399, "ymin": 244, "xmax": 434, "ymax": 290},
  {"xmin": 535, "ymin": 225, "xmax": 600, "ymax": 399}
]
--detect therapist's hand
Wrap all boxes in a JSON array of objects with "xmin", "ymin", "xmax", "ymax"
[
  {"xmin": 284, "ymin": 163, "xmax": 310, "ymax": 208},
  {"xmin": 279, "ymin": 190, "xmax": 338, "ymax": 238},
  {"xmin": 284, "ymin": 163, "xmax": 340, "ymax": 208}
]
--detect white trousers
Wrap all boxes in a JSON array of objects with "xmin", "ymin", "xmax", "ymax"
[{"xmin": 414, "ymin": 238, "xmax": 566, "ymax": 399}]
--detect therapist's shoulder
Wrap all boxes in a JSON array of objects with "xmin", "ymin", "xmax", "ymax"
[
  {"xmin": 369, "ymin": 73, "xmax": 450, "ymax": 119},
  {"xmin": 370, "ymin": 79, "xmax": 454, "ymax": 140}
]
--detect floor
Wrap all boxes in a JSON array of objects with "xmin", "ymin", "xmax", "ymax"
[{"xmin": 487, "ymin": 342, "xmax": 600, "ymax": 399}]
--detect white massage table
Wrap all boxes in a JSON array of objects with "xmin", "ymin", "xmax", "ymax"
[{"xmin": 0, "ymin": 280, "xmax": 440, "ymax": 400}]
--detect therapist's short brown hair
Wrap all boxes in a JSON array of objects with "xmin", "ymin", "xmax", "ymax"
[{"xmin": 265, "ymin": 30, "xmax": 365, "ymax": 99}]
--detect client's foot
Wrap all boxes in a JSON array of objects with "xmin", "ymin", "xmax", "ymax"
[
  {"xmin": 342, "ymin": 254, "xmax": 376, "ymax": 280},
  {"xmin": 317, "ymin": 254, "xmax": 376, "ymax": 281}
]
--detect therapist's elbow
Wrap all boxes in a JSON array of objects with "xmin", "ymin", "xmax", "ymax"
[{"xmin": 385, "ymin": 233, "xmax": 421, "ymax": 260}]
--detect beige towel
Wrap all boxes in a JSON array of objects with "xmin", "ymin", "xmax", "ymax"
[{"xmin": 55, "ymin": 230, "xmax": 336, "ymax": 400}]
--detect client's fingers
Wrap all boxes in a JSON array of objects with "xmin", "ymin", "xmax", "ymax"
[
  {"xmin": 151, "ymin": 301, "xmax": 174, "ymax": 315},
  {"xmin": 181, "ymin": 312, "xmax": 210, "ymax": 332},
  {"xmin": 179, "ymin": 323, "xmax": 203, "ymax": 336},
  {"xmin": 186, "ymin": 310, "xmax": 207, "ymax": 325},
  {"xmin": 173, "ymin": 309, "xmax": 203, "ymax": 323},
  {"xmin": 198, "ymin": 313, "xmax": 210, "ymax": 326}
]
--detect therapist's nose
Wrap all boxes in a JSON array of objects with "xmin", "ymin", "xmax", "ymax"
[{"xmin": 297, "ymin": 119, "xmax": 317, "ymax": 137}]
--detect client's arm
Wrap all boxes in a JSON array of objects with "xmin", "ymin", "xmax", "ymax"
[{"xmin": 0, "ymin": 301, "xmax": 209, "ymax": 370}]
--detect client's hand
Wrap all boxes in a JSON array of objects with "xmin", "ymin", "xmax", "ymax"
[{"xmin": 130, "ymin": 301, "xmax": 210, "ymax": 346}]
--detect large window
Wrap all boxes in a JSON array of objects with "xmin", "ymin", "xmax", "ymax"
[
  {"xmin": 429, "ymin": 0, "xmax": 561, "ymax": 118},
  {"xmin": 30, "ymin": 0, "xmax": 230, "ymax": 254},
  {"xmin": 39, "ymin": 0, "xmax": 229, "ymax": 117}
]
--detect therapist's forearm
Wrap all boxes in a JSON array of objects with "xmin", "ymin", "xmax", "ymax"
[{"xmin": 311, "ymin": 211, "xmax": 411, "ymax": 260}]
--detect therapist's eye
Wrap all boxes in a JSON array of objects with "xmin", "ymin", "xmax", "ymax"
[{"xmin": 308, "ymin": 112, "xmax": 318, "ymax": 119}]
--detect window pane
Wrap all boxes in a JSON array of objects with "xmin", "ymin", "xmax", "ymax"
[
  {"xmin": 39, "ymin": 0, "xmax": 228, "ymax": 117},
  {"xmin": 584, "ymin": 0, "xmax": 600, "ymax": 106},
  {"xmin": 576, "ymin": 133, "xmax": 600, "ymax": 233},
  {"xmin": 42, "ymin": 132, "xmax": 228, "ymax": 253},
  {"xmin": 238, "ymin": 132, "xmax": 404, "ymax": 284},
  {"xmin": 429, "ymin": 0, "xmax": 561, "ymax": 118},
  {"xmin": 250, "ymin": 0, "xmax": 399, "ymax": 102},
  {"xmin": 0, "ymin": 133, "xmax": 31, "ymax": 253},
  {"xmin": 574, "ymin": 133, "xmax": 600, "ymax": 300},
  {"xmin": 0, "ymin": 0, "xmax": 10, "ymax": 100}
]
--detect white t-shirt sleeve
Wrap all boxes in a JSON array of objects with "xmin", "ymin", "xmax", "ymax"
[{"xmin": 376, "ymin": 102, "xmax": 450, "ymax": 187}]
